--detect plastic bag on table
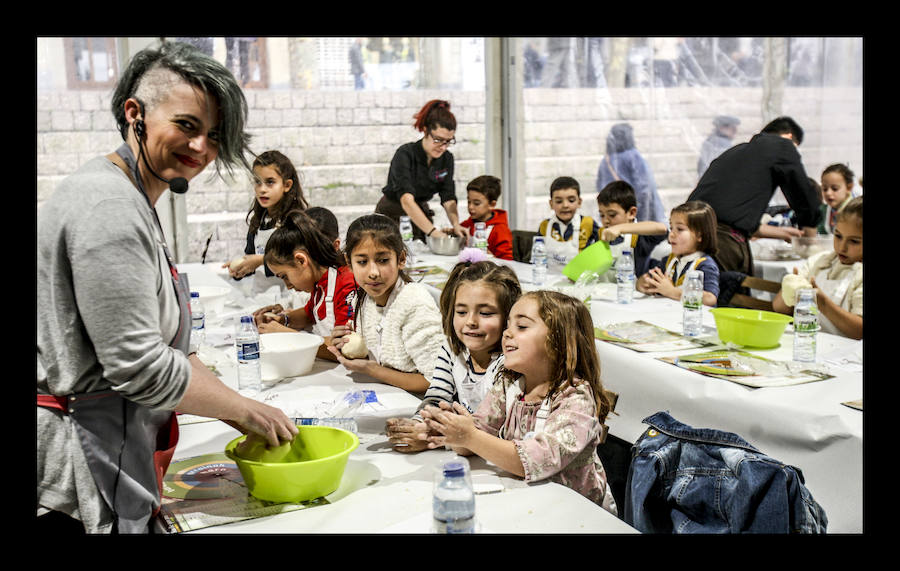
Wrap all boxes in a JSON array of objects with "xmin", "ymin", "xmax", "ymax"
[
  {"xmin": 572, "ymin": 270, "xmax": 602, "ymax": 303},
  {"xmin": 317, "ymin": 389, "xmax": 383, "ymax": 418}
]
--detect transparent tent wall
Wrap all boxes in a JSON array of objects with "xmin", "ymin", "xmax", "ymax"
[
  {"xmin": 514, "ymin": 37, "xmax": 863, "ymax": 233},
  {"xmin": 36, "ymin": 37, "xmax": 862, "ymax": 263}
]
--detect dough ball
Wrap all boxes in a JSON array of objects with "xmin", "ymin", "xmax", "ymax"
[
  {"xmin": 229, "ymin": 256, "xmax": 245, "ymax": 271},
  {"xmin": 234, "ymin": 433, "xmax": 298, "ymax": 463},
  {"xmin": 341, "ymin": 331, "xmax": 368, "ymax": 359},
  {"xmin": 781, "ymin": 274, "xmax": 812, "ymax": 307},
  {"xmin": 234, "ymin": 433, "xmax": 268, "ymax": 461}
]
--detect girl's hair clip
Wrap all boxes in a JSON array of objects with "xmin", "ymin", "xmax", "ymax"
[{"xmin": 458, "ymin": 247, "xmax": 489, "ymax": 264}]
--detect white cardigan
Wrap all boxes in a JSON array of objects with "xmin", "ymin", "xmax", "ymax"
[{"xmin": 357, "ymin": 280, "xmax": 443, "ymax": 380}]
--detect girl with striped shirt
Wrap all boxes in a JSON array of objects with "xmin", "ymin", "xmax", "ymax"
[{"xmin": 385, "ymin": 261, "xmax": 521, "ymax": 452}]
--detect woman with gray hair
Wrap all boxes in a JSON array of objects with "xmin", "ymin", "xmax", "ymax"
[
  {"xmin": 37, "ymin": 41, "xmax": 297, "ymax": 533},
  {"xmin": 595, "ymin": 123, "xmax": 667, "ymax": 224}
]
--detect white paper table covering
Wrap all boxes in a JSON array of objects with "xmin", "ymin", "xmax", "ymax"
[{"xmin": 168, "ymin": 262, "xmax": 637, "ymax": 534}]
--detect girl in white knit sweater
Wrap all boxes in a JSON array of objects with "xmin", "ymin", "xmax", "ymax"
[
  {"xmin": 385, "ymin": 261, "xmax": 522, "ymax": 452},
  {"xmin": 329, "ymin": 214, "xmax": 443, "ymax": 393}
]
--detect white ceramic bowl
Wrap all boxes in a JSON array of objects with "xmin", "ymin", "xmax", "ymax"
[
  {"xmin": 193, "ymin": 285, "xmax": 232, "ymax": 315},
  {"xmin": 259, "ymin": 331, "xmax": 323, "ymax": 381}
]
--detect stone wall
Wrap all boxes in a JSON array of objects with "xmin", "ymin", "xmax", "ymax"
[{"xmin": 36, "ymin": 85, "xmax": 862, "ymax": 264}]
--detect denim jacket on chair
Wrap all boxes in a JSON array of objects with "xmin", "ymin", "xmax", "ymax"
[{"xmin": 624, "ymin": 411, "xmax": 828, "ymax": 534}]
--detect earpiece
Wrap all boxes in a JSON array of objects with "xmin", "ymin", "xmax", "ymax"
[
  {"xmin": 130, "ymin": 97, "xmax": 189, "ymax": 194},
  {"xmin": 133, "ymin": 98, "xmax": 147, "ymax": 138}
]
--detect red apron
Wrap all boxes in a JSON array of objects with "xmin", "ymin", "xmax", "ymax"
[{"xmin": 36, "ymin": 246, "xmax": 188, "ymax": 531}]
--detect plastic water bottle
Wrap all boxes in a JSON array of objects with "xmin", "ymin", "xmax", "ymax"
[
  {"xmin": 474, "ymin": 222, "xmax": 488, "ymax": 253},
  {"xmin": 793, "ymin": 288, "xmax": 818, "ymax": 363},
  {"xmin": 399, "ymin": 215, "xmax": 416, "ymax": 264},
  {"xmin": 531, "ymin": 236, "xmax": 548, "ymax": 286},
  {"xmin": 681, "ymin": 270, "xmax": 704, "ymax": 337},
  {"xmin": 293, "ymin": 417, "xmax": 359, "ymax": 435},
  {"xmin": 235, "ymin": 315, "xmax": 262, "ymax": 396},
  {"xmin": 433, "ymin": 457, "xmax": 475, "ymax": 534},
  {"xmin": 189, "ymin": 291, "xmax": 205, "ymax": 352},
  {"xmin": 615, "ymin": 249, "xmax": 635, "ymax": 304}
]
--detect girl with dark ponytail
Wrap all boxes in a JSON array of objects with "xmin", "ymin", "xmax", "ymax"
[{"xmin": 254, "ymin": 209, "xmax": 357, "ymax": 361}]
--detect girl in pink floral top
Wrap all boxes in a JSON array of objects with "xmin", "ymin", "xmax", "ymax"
[{"xmin": 421, "ymin": 290, "xmax": 617, "ymax": 516}]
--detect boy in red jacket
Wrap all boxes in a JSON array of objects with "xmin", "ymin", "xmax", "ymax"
[{"xmin": 460, "ymin": 175, "xmax": 513, "ymax": 260}]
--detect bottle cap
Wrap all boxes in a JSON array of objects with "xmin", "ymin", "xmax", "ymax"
[
  {"xmin": 797, "ymin": 288, "xmax": 816, "ymax": 301},
  {"xmin": 443, "ymin": 461, "xmax": 467, "ymax": 477},
  {"xmin": 240, "ymin": 315, "xmax": 253, "ymax": 323},
  {"xmin": 191, "ymin": 291, "xmax": 199, "ymax": 298}
]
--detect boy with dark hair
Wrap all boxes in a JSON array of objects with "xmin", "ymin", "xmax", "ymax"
[
  {"xmin": 460, "ymin": 175, "xmax": 513, "ymax": 260},
  {"xmin": 596, "ymin": 181, "xmax": 669, "ymax": 278},
  {"xmin": 538, "ymin": 176, "xmax": 600, "ymax": 264}
]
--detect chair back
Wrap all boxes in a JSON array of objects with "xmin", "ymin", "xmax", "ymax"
[
  {"xmin": 717, "ymin": 271, "xmax": 780, "ymax": 312},
  {"xmin": 597, "ymin": 389, "xmax": 618, "ymax": 444},
  {"xmin": 512, "ymin": 230, "xmax": 539, "ymax": 263}
]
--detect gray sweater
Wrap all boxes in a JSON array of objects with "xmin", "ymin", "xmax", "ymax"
[{"xmin": 37, "ymin": 156, "xmax": 191, "ymax": 532}]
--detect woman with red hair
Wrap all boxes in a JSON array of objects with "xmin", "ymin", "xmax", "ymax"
[{"xmin": 376, "ymin": 100, "xmax": 468, "ymax": 242}]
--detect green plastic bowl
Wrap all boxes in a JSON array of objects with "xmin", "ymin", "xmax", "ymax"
[
  {"xmin": 710, "ymin": 308, "xmax": 793, "ymax": 348},
  {"xmin": 563, "ymin": 240, "xmax": 613, "ymax": 281},
  {"xmin": 224, "ymin": 425, "xmax": 359, "ymax": 503}
]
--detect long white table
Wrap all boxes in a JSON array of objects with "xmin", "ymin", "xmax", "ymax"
[
  {"xmin": 410, "ymin": 249, "xmax": 864, "ymax": 533},
  {"xmin": 588, "ymin": 296, "xmax": 862, "ymax": 533},
  {"xmin": 168, "ymin": 262, "xmax": 637, "ymax": 534}
]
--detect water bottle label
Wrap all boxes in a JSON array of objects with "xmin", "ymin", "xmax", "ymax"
[
  {"xmin": 446, "ymin": 516, "xmax": 475, "ymax": 534},
  {"xmin": 433, "ymin": 513, "xmax": 475, "ymax": 534},
  {"xmin": 294, "ymin": 417, "xmax": 359, "ymax": 434},
  {"xmin": 237, "ymin": 341, "xmax": 260, "ymax": 360}
]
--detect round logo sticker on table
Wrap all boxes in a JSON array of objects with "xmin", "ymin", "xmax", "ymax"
[{"xmin": 163, "ymin": 453, "xmax": 245, "ymax": 500}]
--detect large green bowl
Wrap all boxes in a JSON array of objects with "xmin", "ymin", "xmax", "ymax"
[
  {"xmin": 225, "ymin": 425, "xmax": 359, "ymax": 503},
  {"xmin": 710, "ymin": 308, "xmax": 793, "ymax": 349}
]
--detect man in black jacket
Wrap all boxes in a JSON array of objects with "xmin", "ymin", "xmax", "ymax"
[{"xmin": 688, "ymin": 116, "xmax": 822, "ymax": 274}]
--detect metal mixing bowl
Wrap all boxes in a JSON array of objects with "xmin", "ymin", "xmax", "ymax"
[
  {"xmin": 791, "ymin": 236, "xmax": 833, "ymax": 258},
  {"xmin": 427, "ymin": 234, "xmax": 462, "ymax": 256}
]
